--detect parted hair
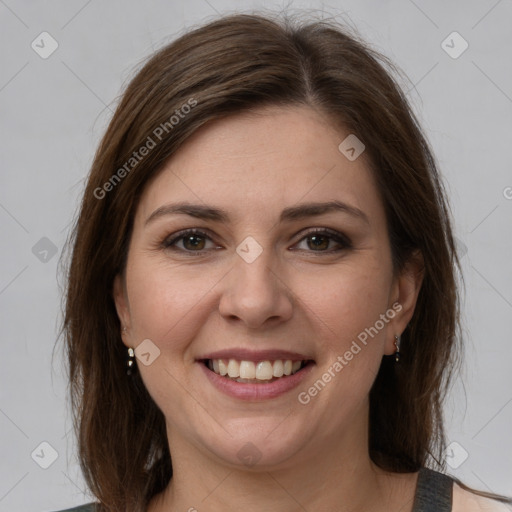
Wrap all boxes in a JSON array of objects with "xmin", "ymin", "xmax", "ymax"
[{"xmin": 59, "ymin": 12, "xmax": 508, "ymax": 512}]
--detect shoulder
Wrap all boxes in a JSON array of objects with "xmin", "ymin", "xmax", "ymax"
[
  {"xmin": 452, "ymin": 482, "xmax": 512, "ymax": 512},
  {"xmin": 49, "ymin": 504, "xmax": 97, "ymax": 512}
]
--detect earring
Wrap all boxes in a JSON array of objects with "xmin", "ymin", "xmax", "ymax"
[
  {"xmin": 122, "ymin": 326, "xmax": 136, "ymax": 375},
  {"xmin": 394, "ymin": 334, "xmax": 401, "ymax": 363},
  {"xmin": 127, "ymin": 347, "xmax": 136, "ymax": 376}
]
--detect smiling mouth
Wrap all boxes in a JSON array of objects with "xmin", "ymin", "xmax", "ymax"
[{"xmin": 201, "ymin": 358, "xmax": 314, "ymax": 383}]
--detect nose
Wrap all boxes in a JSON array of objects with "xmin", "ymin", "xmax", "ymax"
[{"xmin": 218, "ymin": 245, "xmax": 294, "ymax": 330}]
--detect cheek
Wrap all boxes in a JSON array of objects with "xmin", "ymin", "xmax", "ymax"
[
  {"xmin": 124, "ymin": 260, "xmax": 218, "ymax": 412},
  {"xmin": 289, "ymin": 261, "xmax": 393, "ymax": 433},
  {"xmin": 298, "ymin": 259, "xmax": 392, "ymax": 339},
  {"xmin": 126, "ymin": 258, "xmax": 220, "ymax": 348},
  {"xmin": 292, "ymin": 259, "xmax": 393, "ymax": 411}
]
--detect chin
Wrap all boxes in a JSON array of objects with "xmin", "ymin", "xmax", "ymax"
[{"xmin": 196, "ymin": 416, "xmax": 312, "ymax": 471}]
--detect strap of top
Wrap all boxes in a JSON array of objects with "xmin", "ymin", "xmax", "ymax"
[{"xmin": 412, "ymin": 467, "xmax": 453, "ymax": 512}]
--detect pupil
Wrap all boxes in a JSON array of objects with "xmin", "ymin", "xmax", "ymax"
[
  {"xmin": 185, "ymin": 235, "xmax": 204, "ymax": 250},
  {"xmin": 308, "ymin": 235, "xmax": 328, "ymax": 250}
]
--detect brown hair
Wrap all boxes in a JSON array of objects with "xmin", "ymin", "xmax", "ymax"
[{"xmin": 58, "ymin": 12, "xmax": 510, "ymax": 511}]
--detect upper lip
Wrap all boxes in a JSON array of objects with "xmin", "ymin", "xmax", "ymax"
[{"xmin": 197, "ymin": 348, "xmax": 314, "ymax": 362}]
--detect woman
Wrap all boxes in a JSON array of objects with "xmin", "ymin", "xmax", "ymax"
[{"xmin": 57, "ymin": 12, "xmax": 511, "ymax": 512}]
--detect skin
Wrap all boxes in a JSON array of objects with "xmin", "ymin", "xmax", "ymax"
[{"xmin": 114, "ymin": 105, "xmax": 425, "ymax": 511}]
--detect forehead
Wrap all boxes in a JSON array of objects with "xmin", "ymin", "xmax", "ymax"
[{"xmin": 136, "ymin": 105, "xmax": 383, "ymax": 227}]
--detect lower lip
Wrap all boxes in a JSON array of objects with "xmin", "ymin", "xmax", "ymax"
[{"xmin": 198, "ymin": 361, "xmax": 315, "ymax": 401}]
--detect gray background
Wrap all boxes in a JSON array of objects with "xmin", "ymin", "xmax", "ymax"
[{"xmin": 0, "ymin": 1, "xmax": 511, "ymax": 511}]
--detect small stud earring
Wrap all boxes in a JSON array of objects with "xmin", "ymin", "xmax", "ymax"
[{"xmin": 394, "ymin": 334, "xmax": 401, "ymax": 363}]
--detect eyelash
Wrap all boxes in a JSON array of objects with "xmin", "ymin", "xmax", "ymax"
[{"xmin": 161, "ymin": 228, "xmax": 352, "ymax": 255}]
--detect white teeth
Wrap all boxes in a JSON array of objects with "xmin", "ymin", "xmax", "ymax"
[
  {"xmin": 227, "ymin": 359, "xmax": 239, "ymax": 378},
  {"xmin": 240, "ymin": 361, "xmax": 256, "ymax": 379},
  {"xmin": 218, "ymin": 359, "xmax": 228, "ymax": 376},
  {"xmin": 273, "ymin": 360, "xmax": 284, "ymax": 377},
  {"xmin": 255, "ymin": 361, "xmax": 273, "ymax": 380},
  {"xmin": 207, "ymin": 358, "xmax": 308, "ymax": 381}
]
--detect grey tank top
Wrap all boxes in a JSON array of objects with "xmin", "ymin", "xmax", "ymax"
[
  {"xmin": 412, "ymin": 467, "xmax": 453, "ymax": 511},
  {"xmin": 54, "ymin": 467, "xmax": 454, "ymax": 512}
]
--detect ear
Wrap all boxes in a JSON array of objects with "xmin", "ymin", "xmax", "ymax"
[
  {"xmin": 113, "ymin": 273, "xmax": 132, "ymax": 348},
  {"xmin": 384, "ymin": 250, "xmax": 424, "ymax": 355}
]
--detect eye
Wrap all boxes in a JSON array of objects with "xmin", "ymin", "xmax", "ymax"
[
  {"xmin": 293, "ymin": 228, "xmax": 352, "ymax": 253},
  {"xmin": 161, "ymin": 228, "xmax": 352, "ymax": 255},
  {"xmin": 162, "ymin": 229, "xmax": 219, "ymax": 253}
]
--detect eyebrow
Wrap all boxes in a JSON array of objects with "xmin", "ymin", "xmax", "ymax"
[{"xmin": 145, "ymin": 200, "xmax": 369, "ymax": 226}]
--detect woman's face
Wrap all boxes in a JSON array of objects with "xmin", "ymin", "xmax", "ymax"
[{"xmin": 114, "ymin": 105, "xmax": 422, "ymax": 469}]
